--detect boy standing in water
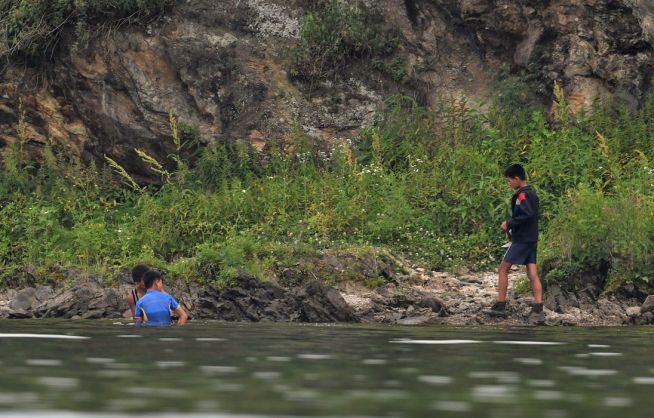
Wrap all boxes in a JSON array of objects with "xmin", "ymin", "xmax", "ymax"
[
  {"xmin": 128, "ymin": 264, "xmax": 149, "ymax": 319},
  {"xmin": 484, "ymin": 164, "xmax": 544, "ymax": 325},
  {"xmin": 134, "ymin": 270, "xmax": 188, "ymax": 327}
]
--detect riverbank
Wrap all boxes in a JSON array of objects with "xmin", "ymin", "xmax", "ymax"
[
  {"xmin": 340, "ymin": 267, "xmax": 654, "ymax": 326},
  {"xmin": 1, "ymin": 264, "xmax": 652, "ymax": 326}
]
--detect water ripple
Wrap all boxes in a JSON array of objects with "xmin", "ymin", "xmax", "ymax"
[{"xmin": 0, "ymin": 334, "xmax": 88, "ymax": 340}]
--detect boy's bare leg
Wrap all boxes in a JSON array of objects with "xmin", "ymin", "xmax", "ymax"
[
  {"xmin": 526, "ymin": 263, "xmax": 542, "ymax": 303},
  {"xmin": 526, "ymin": 263, "xmax": 545, "ymax": 324},
  {"xmin": 498, "ymin": 260, "xmax": 512, "ymax": 301},
  {"xmin": 483, "ymin": 260, "xmax": 512, "ymax": 317}
]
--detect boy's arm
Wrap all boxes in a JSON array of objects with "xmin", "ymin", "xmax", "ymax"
[
  {"xmin": 168, "ymin": 296, "xmax": 187, "ymax": 326},
  {"xmin": 128, "ymin": 293, "xmax": 136, "ymax": 318},
  {"xmin": 507, "ymin": 192, "xmax": 536, "ymax": 230},
  {"xmin": 133, "ymin": 301, "xmax": 143, "ymax": 327},
  {"xmin": 174, "ymin": 305, "xmax": 188, "ymax": 326}
]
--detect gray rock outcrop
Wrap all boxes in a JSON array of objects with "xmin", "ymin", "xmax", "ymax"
[
  {"xmin": 0, "ymin": 272, "xmax": 358, "ymax": 323},
  {"xmin": 640, "ymin": 294, "xmax": 654, "ymax": 313}
]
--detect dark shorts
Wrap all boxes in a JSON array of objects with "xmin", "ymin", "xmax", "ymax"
[{"xmin": 504, "ymin": 242, "xmax": 537, "ymax": 265}]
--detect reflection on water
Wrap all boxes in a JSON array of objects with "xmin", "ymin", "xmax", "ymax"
[{"xmin": 0, "ymin": 320, "xmax": 653, "ymax": 417}]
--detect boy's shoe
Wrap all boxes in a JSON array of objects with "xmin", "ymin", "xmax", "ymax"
[
  {"xmin": 483, "ymin": 301, "xmax": 507, "ymax": 318},
  {"xmin": 528, "ymin": 303, "xmax": 546, "ymax": 325}
]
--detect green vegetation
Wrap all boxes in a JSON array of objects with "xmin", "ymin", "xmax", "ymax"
[
  {"xmin": 0, "ymin": 0, "xmax": 173, "ymax": 60},
  {"xmin": 1, "ymin": 82, "xmax": 653, "ymax": 292},
  {"xmin": 290, "ymin": 0, "xmax": 406, "ymax": 82},
  {"xmin": 513, "ymin": 276, "xmax": 533, "ymax": 296}
]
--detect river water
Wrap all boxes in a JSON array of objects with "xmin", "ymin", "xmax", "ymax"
[{"xmin": 0, "ymin": 320, "xmax": 653, "ymax": 417}]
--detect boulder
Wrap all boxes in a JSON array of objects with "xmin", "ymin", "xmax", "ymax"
[
  {"xmin": 196, "ymin": 273, "xmax": 357, "ymax": 322},
  {"xmin": 34, "ymin": 286, "xmax": 54, "ymax": 302},
  {"xmin": 418, "ymin": 297, "xmax": 448, "ymax": 316},
  {"xmin": 9, "ymin": 287, "xmax": 37, "ymax": 311},
  {"xmin": 597, "ymin": 298, "xmax": 625, "ymax": 320},
  {"xmin": 640, "ymin": 295, "xmax": 654, "ymax": 313},
  {"xmin": 544, "ymin": 284, "xmax": 580, "ymax": 313},
  {"xmin": 292, "ymin": 280, "xmax": 357, "ymax": 322},
  {"xmin": 8, "ymin": 309, "xmax": 33, "ymax": 319}
]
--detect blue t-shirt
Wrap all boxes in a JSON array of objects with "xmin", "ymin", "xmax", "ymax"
[{"xmin": 134, "ymin": 290, "xmax": 180, "ymax": 327}]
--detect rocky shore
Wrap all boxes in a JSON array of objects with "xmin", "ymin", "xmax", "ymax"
[
  {"xmin": 1, "ymin": 266, "xmax": 652, "ymax": 326},
  {"xmin": 340, "ymin": 268, "xmax": 654, "ymax": 326}
]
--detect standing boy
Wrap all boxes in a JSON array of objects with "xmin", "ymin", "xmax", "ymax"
[
  {"xmin": 484, "ymin": 164, "xmax": 544, "ymax": 325},
  {"xmin": 134, "ymin": 270, "xmax": 188, "ymax": 327}
]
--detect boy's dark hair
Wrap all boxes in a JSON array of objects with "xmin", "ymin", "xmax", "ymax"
[
  {"xmin": 131, "ymin": 264, "xmax": 150, "ymax": 283},
  {"xmin": 504, "ymin": 164, "xmax": 526, "ymax": 180},
  {"xmin": 143, "ymin": 270, "xmax": 163, "ymax": 289}
]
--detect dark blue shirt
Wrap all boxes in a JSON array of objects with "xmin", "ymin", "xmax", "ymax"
[
  {"xmin": 134, "ymin": 290, "xmax": 179, "ymax": 327},
  {"xmin": 507, "ymin": 185, "xmax": 539, "ymax": 243}
]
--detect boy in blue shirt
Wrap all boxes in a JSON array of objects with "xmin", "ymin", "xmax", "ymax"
[{"xmin": 134, "ymin": 270, "xmax": 188, "ymax": 327}]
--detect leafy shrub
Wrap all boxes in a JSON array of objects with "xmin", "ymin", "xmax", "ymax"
[
  {"xmin": 0, "ymin": 0, "xmax": 174, "ymax": 60},
  {"xmin": 542, "ymin": 185, "xmax": 654, "ymax": 290},
  {"xmin": 513, "ymin": 276, "xmax": 533, "ymax": 296},
  {"xmin": 364, "ymin": 277, "xmax": 386, "ymax": 288},
  {"xmin": 290, "ymin": 0, "xmax": 404, "ymax": 81}
]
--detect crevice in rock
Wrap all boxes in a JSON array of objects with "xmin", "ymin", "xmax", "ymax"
[{"xmin": 404, "ymin": 0, "xmax": 419, "ymax": 24}]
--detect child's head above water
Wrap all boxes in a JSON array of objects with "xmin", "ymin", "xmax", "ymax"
[
  {"xmin": 143, "ymin": 270, "xmax": 165, "ymax": 291},
  {"xmin": 131, "ymin": 264, "xmax": 150, "ymax": 288}
]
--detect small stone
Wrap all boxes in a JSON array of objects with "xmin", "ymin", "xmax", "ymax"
[
  {"xmin": 397, "ymin": 315, "xmax": 431, "ymax": 325},
  {"xmin": 388, "ymin": 311, "xmax": 403, "ymax": 322},
  {"xmin": 8, "ymin": 309, "xmax": 33, "ymax": 319},
  {"xmin": 598, "ymin": 298, "xmax": 623, "ymax": 317},
  {"xmin": 460, "ymin": 275, "xmax": 482, "ymax": 284},
  {"xmin": 409, "ymin": 272, "xmax": 424, "ymax": 285},
  {"xmin": 418, "ymin": 297, "xmax": 447, "ymax": 315},
  {"xmin": 82, "ymin": 310, "xmax": 104, "ymax": 320},
  {"xmin": 249, "ymin": 130, "xmax": 266, "ymax": 152},
  {"xmin": 626, "ymin": 306, "xmax": 641, "ymax": 317},
  {"xmin": 35, "ymin": 286, "xmax": 54, "ymax": 302}
]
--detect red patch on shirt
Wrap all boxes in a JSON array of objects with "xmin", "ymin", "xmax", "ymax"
[{"xmin": 517, "ymin": 192, "xmax": 526, "ymax": 202}]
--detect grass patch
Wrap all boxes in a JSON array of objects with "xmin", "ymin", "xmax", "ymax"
[{"xmin": 513, "ymin": 276, "xmax": 532, "ymax": 297}]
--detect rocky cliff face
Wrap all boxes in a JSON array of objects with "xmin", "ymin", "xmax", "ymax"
[
  {"xmin": 626, "ymin": 0, "xmax": 654, "ymax": 42},
  {"xmin": 0, "ymin": 0, "xmax": 652, "ymax": 179},
  {"xmin": 451, "ymin": 0, "xmax": 654, "ymax": 109}
]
